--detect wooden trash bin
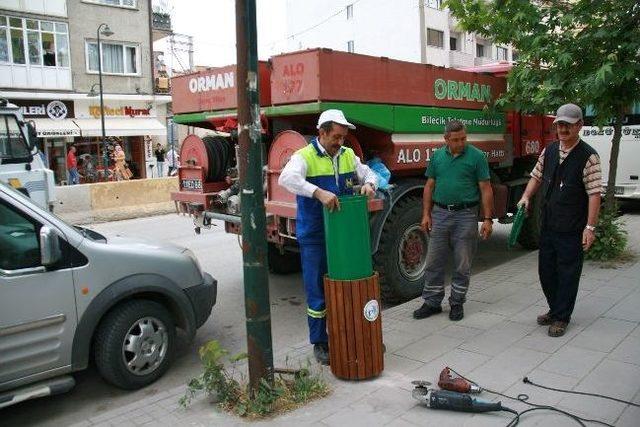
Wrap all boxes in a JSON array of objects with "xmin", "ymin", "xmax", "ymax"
[{"xmin": 324, "ymin": 272, "xmax": 384, "ymax": 380}]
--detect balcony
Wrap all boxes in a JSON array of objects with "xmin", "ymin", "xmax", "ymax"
[
  {"xmin": 152, "ymin": 12, "xmax": 172, "ymax": 41},
  {"xmin": 449, "ymin": 51, "xmax": 474, "ymax": 68},
  {"xmin": 474, "ymin": 56, "xmax": 495, "ymax": 66}
]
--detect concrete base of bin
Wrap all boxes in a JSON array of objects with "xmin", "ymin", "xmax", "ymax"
[{"xmin": 324, "ymin": 272, "xmax": 384, "ymax": 380}]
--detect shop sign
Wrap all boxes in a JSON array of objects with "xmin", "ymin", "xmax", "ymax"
[
  {"xmin": 88, "ymin": 105, "xmax": 152, "ymax": 118},
  {"xmin": 10, "ymin": 99, "xmax": 74, "ymax": 120}
]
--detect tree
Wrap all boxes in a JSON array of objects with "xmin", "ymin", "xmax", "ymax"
[{"xmin": 446, "ymin": 0, "xmax": 640, "ymax": 212}]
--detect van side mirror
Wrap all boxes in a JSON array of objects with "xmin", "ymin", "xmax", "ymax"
[
  {"xmin": 40, "ymin": 226, "xmax": 62, "ymax": 266},
  {"xmin": 26, "ymin": 121, "xmax": 38, "ymax": 150}
]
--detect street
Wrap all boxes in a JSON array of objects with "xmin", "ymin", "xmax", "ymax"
[{"xmin": 2, "ymin": 212, "xmax": 529, "ymax": 426}]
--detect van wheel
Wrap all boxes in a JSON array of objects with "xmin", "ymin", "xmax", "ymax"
[
  {"xmin": 374, "ymin": 195, "xmax": 428, "ymax": 304},
  {"xmin": 94, "ymin": 300, "xmax": 175, "ymax": 390}
]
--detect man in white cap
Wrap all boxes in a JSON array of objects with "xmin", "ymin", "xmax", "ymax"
[
  {"xmin": 279, "ymin": 109, "xmax": 378, "ymax": 364},
  {"xmin": 518, "ymin": 103, "xmax": 602, "ymax": 337}
]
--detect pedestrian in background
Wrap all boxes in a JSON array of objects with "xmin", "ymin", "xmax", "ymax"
[
  {"xmin": 154, "ymin": 143, "xmax": 166, "ymax": 177},
  {"xmin": 279, "ymin": 109, "xmax": 377, "ymax": 365},
  {"xmin": 413, "ymin": 120, "xmax": 494, "ymax": 322},
  {"xmin": 66, "ymin": 145, "xmax": 79, "ymax": 185},
  {"xmin": 167, "ymin": 145, "xmax": 180, "ymax": 176},
  {"xmin": 518, "ymin": 103, "xmax": 602, "ymax": 337}
]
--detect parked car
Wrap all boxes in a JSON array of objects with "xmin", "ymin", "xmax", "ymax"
[{"xmin": 0, "ymin": 181, "xmax": 217, "ymax": 408}]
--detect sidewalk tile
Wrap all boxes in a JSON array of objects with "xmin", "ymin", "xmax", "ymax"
[
  {"xmin": 394, "ymin": 334, "xmax": 464, "ymax": 364},
  {"xmin": 438, "ymin": 324, "xmax": 485, "ymax": 340},
  {"xmin": 570, "ymin": 295, "xmax": 621, "ymax": 325},
  {"xmin": 401, "ymin": 404, "xmax": 471, "ymax": 426},
  {"xmin": 503, "ymin": 369, "xmax": 580, "ymax": 407},
  {"xmin": 407, "ymin": 348, "xmax": 492, "ymax": 386},
  {"xmin": 509, "ymin": 304, "xmax": 547, "ymax": 325},
  {"xmin": 466, "ymin": 347, "xmax": 549, "ymax": 393},
  {"xmin": 382, "ymin": 353, "xmax": 425, "ymax": 377},
  {"xmin": 569, "ymin": 317, "xmax": 637, "ymax": 352},
  {"xmin": 558, "ymin": 359, "xmax": 640, "ymax": 422},
  {"xmin": 467, "ymin": 284, "xmax": 523, "ymax": 304},
  {"xmin": 538, "ymin": 346, "xmax": 607, "ymax": 378},
  {"xmin": 616, "ymin": 405, "xmax": 640, "ymax": 427},
  {"xmin": 478, "ymin": 299, "xmax": 532, "ymax": 318},
  {"xmin": 604, "ymin": 290, "xmax": 640, "ymax": 322},
  {"xmin": 516, "ymin": 325, "xmax": 583, "ymax": 354},
  {"xmin": 455, "ymin": 310, "xmax": 507, "ymax": 330},
  {"xmin": 611, "ymin": 333, "xmax": 640, "ymax": 366},
  {"xmin": 458, "ymin": 321, "xmax": 538, "ymax": 356},
  {"xmin": 385, "ymin": 418, "xmax": 420, "ymax": 426}
]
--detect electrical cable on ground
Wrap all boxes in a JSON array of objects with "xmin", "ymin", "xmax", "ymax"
[
  {"xmin": 523, "ymin": 376, "xmax": 640, "ymax": 408},
  {"xmin": 447, "ymin": 367, "xmax": 618, "ymax": 427}
]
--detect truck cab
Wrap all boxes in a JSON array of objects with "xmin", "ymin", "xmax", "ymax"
[{"xmin": 0, "ymin": 98, "xmax": 56, "ymax": 211}]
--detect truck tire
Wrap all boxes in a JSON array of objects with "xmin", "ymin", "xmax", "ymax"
[
  {"xmin": 268, "ymin": 243, "xmax": 301, "ymax": 274},
  {"xmin": 517, "ymin": 191, "xmax": 542, "ymax": 249},
  {"xmin": 94, "ymin": 300, "xmax": 176, "ymax": 390},
  {"xmin": 374, "ymin": 195, "xmax": 428, "ymax": 303}
]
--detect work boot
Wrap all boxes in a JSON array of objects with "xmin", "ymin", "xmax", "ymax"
[
  {"xmin": 413, "ymin": 303, "xmax": 442, "ymax": 319},
  {"xmin": 548, "ymin": 321, "xmax": 568, "ymax": 337},
  {"xmin": 537, "ymin": 311, "xmax": 553, "ymax": 326},
  {"xmin": 449, "ymin": 304, "xmax": 464, "ymax": 321},
  {"xmin": 314, "ymin": 343, "xmax": 330, "ymax": 365}
]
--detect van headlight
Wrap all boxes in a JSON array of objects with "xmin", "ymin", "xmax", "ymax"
[{"xmin": 183, "ymin": 249, "xmax": 202, "ymax": 274}]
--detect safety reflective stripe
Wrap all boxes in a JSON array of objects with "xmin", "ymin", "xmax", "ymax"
[{"xmin": 307, "ymin": 307, "xmax": 326, "ymax": 318}]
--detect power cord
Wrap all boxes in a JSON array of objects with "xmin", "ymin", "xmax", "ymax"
[
  {"xmin": 448, "ymin": 367, "xmax": 616, "ymax": 427},
  {"xmin": 523, "ymin": 376, "xmax": 640, "ymax": 408}
]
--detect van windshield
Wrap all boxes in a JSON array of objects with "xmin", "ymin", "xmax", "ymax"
[{"xmin": 0, "ymin": 113, "xmax": 31, "ymax": 162}]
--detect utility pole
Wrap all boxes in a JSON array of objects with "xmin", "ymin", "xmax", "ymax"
[{"xmin": 235, "ymin": 0, "xmax": 274, "ymax": 391}]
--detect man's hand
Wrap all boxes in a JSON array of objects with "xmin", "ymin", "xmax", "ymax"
[
  {"xmin": 360, "ymin": 183, "xmax": 375, "ymax": 198},
  {"xmin": 421, "ymin": 214, "xmax": 432, "ymax": 234},
  {"xmin": 480, "ymin": 219, "xmax": 493, "ymax": 240},
  {"xmin": 583, "ymin": 228, "xmax": 596, "ymax": 251},
  {"xmin": 314, "ymin": 188, "xmax": 340, "ymax": 212},
  {"xmin": 517, "ymin": 196, "xmax": 530, "ymax": 211}
]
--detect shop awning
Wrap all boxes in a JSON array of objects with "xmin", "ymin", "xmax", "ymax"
[
  {"xmin": 72, "ymin": 118, "xmax": 167, "ymax": 137},
  {"xmin": 31, "ymin": 118, "xmax": 81, "ymax": 137}
]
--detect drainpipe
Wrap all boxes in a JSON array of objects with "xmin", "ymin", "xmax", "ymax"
[{"xmin": 419, "ymin": 0, "xmax": 426, "ymax": 63}]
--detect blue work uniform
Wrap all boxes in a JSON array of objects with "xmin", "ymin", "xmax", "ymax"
[{"xmin": 296, "ymin": 138, "xmax": 357, "ymax": 344}]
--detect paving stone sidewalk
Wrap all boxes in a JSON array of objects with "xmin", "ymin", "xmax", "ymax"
[{"xmin": 72, "ymin": 215, "xmax": 640, "ymax": 427}]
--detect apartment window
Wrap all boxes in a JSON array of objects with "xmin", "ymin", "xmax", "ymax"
[
  {"xmin": 0, "ymin": 15, "xmax": 69, "ymax": 67},
  {"xmin": 476, "ymin": 43, "xmax": 485, "ymax": 58},
  {"xmin": 346, "ymin": 4, "xmax": 353, "ymax": 19},
  {"xmin": 427, "ymin": 0, "xmax": 442, "ymax": 9},
  {"xmin": 427, "ymin": 28, "xmax": 444, "ymax": 48},
  {"xmin": 86, "ymin": 0, "xmax": 136, "ymax": 7},
  {"xmin": 86, "ymin": 41, "xmax": 139, "ymax": 75},
  {"xmin": 347, "ymin": 40, "xmax": 354, "ymax": 53},
  {"xmin": 512, "ymin": 50, "xmax": 519, "ymax": 62},
  {"xmin": 496, "ymin": 46, "xmax": 508, "ymax": 61},
  {"xmin": 450, "ymin": 37, "xmax": 458, "ymax": 51}
]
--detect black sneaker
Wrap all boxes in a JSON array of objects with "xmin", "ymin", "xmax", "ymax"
[
  {"xmin": 449, "ymin": 304, "xmax": 464, "ymax": 321},
  {"xmin": 314, "ymin": 343, "xmax": 330, "ymax": 365},
  {"xmin": 412, "ymin": 303, "xmax": 443, "ymax": 319}
]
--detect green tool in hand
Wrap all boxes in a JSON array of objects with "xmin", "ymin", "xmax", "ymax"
[{"xmin": 508, "ymin": 204, "xmax": 526, "ymax": 249}]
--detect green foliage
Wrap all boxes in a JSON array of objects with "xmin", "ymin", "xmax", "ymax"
[
  {"xmin": 445, "ymin": 0, "xmax": 640, "ymax": 208},
  {"xmin": 585, "ymin": 205, "xmax": 628, "ymax": 262},
  {"xmin": 180, "ymin": 340, "xmax": 329, "ymax": 419}
]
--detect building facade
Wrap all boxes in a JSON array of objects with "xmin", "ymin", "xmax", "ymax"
[
  {"xmin": 0, "ymin": 0, "xmax": 171, "ymax": 184},
  {"xmin": 285, "ymin": 0, "xmax": 515, "ymax": 68}
]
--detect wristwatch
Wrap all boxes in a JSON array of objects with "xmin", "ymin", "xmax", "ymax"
[{"xmin": 585, "ymin": 224, "xmax": 596, "ymax": 232}]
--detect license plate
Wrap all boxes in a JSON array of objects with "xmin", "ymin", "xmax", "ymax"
[
  {"xmin": 181, "ymin": 179, "xmax": 203, "ymax": 190},
  {"xmin": 614, "ymin": 186, "xmax": 625, "ymax": 195}
]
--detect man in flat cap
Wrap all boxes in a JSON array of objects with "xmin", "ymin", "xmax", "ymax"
[{"xmin": 518, "ymin": 103, "xmax": 602, "ymax": 337}]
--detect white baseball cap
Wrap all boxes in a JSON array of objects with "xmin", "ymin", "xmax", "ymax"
[{"xmin": 317, "ymin": 109, "xmax": 356, "ymax": 130}]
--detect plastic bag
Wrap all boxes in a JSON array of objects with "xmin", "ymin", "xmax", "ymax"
[{"xmin": 367, "ymin": 157, "xmax": 391, "ymax": 190}]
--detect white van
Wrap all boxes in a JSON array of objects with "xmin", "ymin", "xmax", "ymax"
[
  {"xmin": 582, "ymin": 124, "xmax": 640, "ymax": 199},
  {"xmin": 0, "ymin": 98, "xmax": 56, "ymax": 211}
]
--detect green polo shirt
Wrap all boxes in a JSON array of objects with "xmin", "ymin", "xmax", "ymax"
[{"xmin": 425, "ymin": 144, "xmax": 490, "ymax": 205}]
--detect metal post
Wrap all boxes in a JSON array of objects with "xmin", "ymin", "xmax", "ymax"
[
  {"xmin": 97, "ymin": 23, "xmax": 109, "ymax": 179},
  {"xmin": 235, "ymin": 0, "xmax": 274, "ymax": 391}
]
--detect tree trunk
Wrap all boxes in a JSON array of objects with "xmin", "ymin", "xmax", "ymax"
[{"xmin": 604, "ymin": 106, "xmax": 625, "ymax": 212}]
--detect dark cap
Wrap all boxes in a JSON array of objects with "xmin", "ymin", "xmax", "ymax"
[{"xmin": 553, "ymin": 103, "xmax": 583, "ymax": 124}]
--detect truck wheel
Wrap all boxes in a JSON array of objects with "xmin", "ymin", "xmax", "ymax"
[
  {"xmin": 94, "ymin": 300, "xmax": 175, "ymax": 390},
  {"xmin": 268, "ymin": 243, "xmax": 301, "ymax": 274},
  {"xmin": 517, "ymin": 191, "xmax": 542, "ymax": 249},
  {"xmin": 374, "ymin": 196, "xmax": 428, "ymax": 303}
]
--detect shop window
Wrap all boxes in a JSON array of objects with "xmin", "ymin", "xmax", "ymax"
[
  {"xmin": 86, "ymin": 41, "xmax": 139, "ymax": 75},
  {"xmin": 427, "ymin": 28, "xmax": 444, "ymax": 48},
  {"xmin": 0, "ymin": 15, "xmax": 69, "ymax": 67}
]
